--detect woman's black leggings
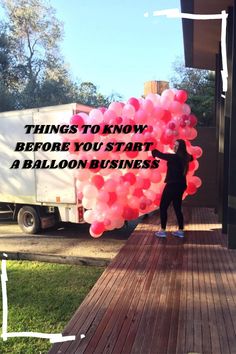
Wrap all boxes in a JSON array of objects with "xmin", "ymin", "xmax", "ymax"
[{"xmin": 160, "ymin": 182, "xmax": 186, "ymax": 230}]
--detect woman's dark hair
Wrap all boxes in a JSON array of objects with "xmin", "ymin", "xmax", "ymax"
[{"xmin": 176, "ymin": 139, "xmax": 192, "ymax": 175}]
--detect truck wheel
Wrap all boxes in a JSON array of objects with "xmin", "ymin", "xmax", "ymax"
[{"xmin": 17, "ymin": 206, "xmax": 41, "ymax": 234}]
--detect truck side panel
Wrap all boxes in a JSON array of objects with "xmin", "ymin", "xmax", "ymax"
[
  {"xmin": 0, "ymin": 112, "xmax": 36, "ymax": 204},
  {"xmin": 33, "ymin": 110, "xmax": 76, "ymax": 204}
]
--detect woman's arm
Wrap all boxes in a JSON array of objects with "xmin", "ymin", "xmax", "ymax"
[{"xmin": 152, "ymin": 149, "xmax": 175, "ymax": 161}]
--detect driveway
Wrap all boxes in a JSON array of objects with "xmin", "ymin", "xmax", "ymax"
[{"xmin": 0, "ymin": 212, "xmax": 140, "ymax": 266}]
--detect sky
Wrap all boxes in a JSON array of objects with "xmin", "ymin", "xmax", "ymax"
[{"xmin": 50, "ymin": 0, "xmax": 184, "ymax": 101}]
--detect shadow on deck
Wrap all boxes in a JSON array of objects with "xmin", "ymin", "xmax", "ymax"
[{"xmin": 48, "ymin": 207, "xmax": 236, "ymax": 354}]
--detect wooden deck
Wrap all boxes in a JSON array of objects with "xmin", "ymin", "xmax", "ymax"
[{"xmin": 48, "ymin": 207, "xmax": 236, "ymax": 354}]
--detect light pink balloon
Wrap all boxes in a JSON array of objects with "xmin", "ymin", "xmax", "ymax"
[
  {"xmin": 109, "ymin": 102, "xmax": 123, "ymax": 116},
  {"xmin": 89, "ymin": 109, "xmax": 104, "ymax": 124},
  {"xmin": 182, "ymin": 103, "xmax": 191, "ymax": 115},
  {"xmin": 141, "ymin": 99, "xmax": 154, "ymax": 115},
  {"xmin": 122, "ymin": 103, "xmax": 135, "ymax": 118},
  {"xmin": 97, "ymin": 190, "xmax": 109, "ymax": 203},
  {"xmin": 103, "ymin": 109, "xmax": 117, "ymax": 124}
]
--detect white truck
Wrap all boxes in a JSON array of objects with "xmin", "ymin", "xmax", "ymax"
[{"xmin": 0, "ymin": 103, "xmax": 92, "ymax": 234}]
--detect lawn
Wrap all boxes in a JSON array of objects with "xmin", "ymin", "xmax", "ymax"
[{"xmin": 0, "ymin": 260, "xmax": 105, "ymax": 354}]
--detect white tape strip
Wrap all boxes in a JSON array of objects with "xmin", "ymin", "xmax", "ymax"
[
  {"xmin": 145, "ymin": 8, "xmax": 229, "ymax": 93},
  {"xmin": 1, "ymin": 254, "xmax": 76, "ymax": 344}
]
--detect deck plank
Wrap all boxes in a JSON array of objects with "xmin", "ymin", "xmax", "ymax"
[{"xmin": 48, "ymin": 207, "xmax": 236, "ymax": 354}]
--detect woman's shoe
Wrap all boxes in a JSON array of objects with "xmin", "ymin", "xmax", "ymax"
[
  {"xmin": 172, "ymin": 230, "xmax": 184, "ymax": 238},
  {"xmin": 155, "ymin": 230, "xmax": 167, "ymax": 238}
]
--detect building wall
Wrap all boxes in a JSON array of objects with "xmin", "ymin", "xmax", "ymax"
[
  {"xmin": 184, "ymin": 127, "xmax": 218, "ymax": 207},
  {"xmin": 143, "ymin": 81, "xmax": 169, "ymax": 96}
]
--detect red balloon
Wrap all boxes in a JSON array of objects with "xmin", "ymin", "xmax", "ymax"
[
  {"xmin": 128, "ymin": 97, "xmax": 140, "ymax": 111},
  {"xmin": 92, "ymin": 175, "xmax": 104, "ymax": 189},
  {"xmin": 91, "ymin": 221, "xmax": 105, "ymax": 235},
  {"xmin": 160, "ymin": 132, "xmax": 174, "ymax": 145},
  {"xmin": 146, "ymin": 125, "xmax": 153, "ymax": 133},
  {"xmin": 115, "ymin": 116, "xmax": 123, "ymax": 124},
  {"xmin": 140, "ymin": 201, "xmax": 147, "ymax": 210},
  {"xmin": 188, "ymin": 160, "xmax": 196, "ymax": 171},
  {"xmin": 126, "ymin": 150, "xmax": 139, "ymax": 158},
  {"xmin": 142, "ymin": 179, "xmax": 151, "ymax": 190},
  {"xmin": 168, "ymin": 121, "xmax": 176, "ymax": 130},
  {"xmin": 186, "ymin": 182, "xmax": 197, "ymax": 195},
  {"xmin": 161, "ymin": 110, "xmax": 172, "ymax": 123},
  {"xmin": 122, "ymin": 206, "xmax": 139, "ymax": 220},
  {"xmin": 123, "ymin": 172, "xmax": 136, "ymax": 185},
  {"xmin": 153, "ymin": 193, "xmax": 161, "ymax": 206},
  {"xmin": 175, "ymin": 90, "xmax": 188, "ymax": 103},
  {"xmin": 133, "ymin": 188, "xmax": 144, "ymax": 197},
  {"xmin": 189, "ymin": 114, "xmax": 198, "ymax": 127},
  {"xmin": 70, "ymin": 114, "xmax": 84, "ymax": 129},
  {"xmin": 108, "ymin": 192, "xmax": 117, "ymax": 205},
  {"xmin": 179, "ymin": 115, "xmax": 188, "ymax": 128}
]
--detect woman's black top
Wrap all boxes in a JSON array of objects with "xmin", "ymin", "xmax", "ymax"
[{"xmin": 152, "ymin": 149, "xmax": 193, "ymax": 185}]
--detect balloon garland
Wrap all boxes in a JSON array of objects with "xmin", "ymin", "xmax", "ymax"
[{"xmin": 62, "ymin": 89, "xmax": 202, "ymax": 237}]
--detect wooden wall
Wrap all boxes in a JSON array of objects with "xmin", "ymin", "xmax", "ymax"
[{"xmin": 184, "ymin": 127, "xmax": 218, "ymax": 207}]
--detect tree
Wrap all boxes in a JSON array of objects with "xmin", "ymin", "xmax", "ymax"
[
  {"xmin": 76, "ymin": 82, "xmax": 107, "ymax": 107},
  {"xmin": 170, "ymin": 59, "xmax": 215, "ymax": 126},
  {"xmin": 37, "ymin": 61, "xmax": 79, "ymax": 107},
  {"xmin": 0, "ymin": 0, "xmax": 73, "ymax": 109},
  {"xmin": 0, "ymin": 0, "xmax": 122, "ymax": 111},
  {"xmin": 0, "ymin": 21, "xmax": 20, "ymax": 110}
]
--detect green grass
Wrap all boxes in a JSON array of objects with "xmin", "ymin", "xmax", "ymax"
[{"xmin": 0, "ymin": 261, "xmax": 105, "ymax": 354}]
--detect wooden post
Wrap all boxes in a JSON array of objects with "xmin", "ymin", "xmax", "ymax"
[{"xmin": 227, "ymin": 4, "xmax": 236, "ymax": 248}]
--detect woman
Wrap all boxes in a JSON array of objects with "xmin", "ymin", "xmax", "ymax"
[{"xmin": 152, "ymin": 139, "xmax": 193, "ymax": 238}]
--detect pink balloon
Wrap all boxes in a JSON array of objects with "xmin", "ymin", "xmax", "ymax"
[
  {"xmin": 131, "ymin": 133, "xmax": 145, "ymax": 143},
  {"xmin": 109, "ymin": 102, "xmax": 123, "ymax": 116},
  {"xmin": 142, "ymin": 99, "xmax": 154, "ymax": 115},
  {"xmin": 193, "ymin": 146, "xmax": 203, "ymax": 158},
  {"xmin": 170, "ymin": 101, "xmax": 183, "ymax": 115},
  {"xmin": 134, "ymin": 109, "xmax": 147, "ymax": 124},
  {"xmin": 122, "ymin": 104, "xmax": 135, "ymax": 118},
  {"xmin": 89, "ymin": 109, "xmax": 104, "ymax": 123},
  {"xmin": 97, "ymin": 190, "xmax": 109, "ymax": 203},
  {"xmin": 188, "ymin": 128, "xmax": 198, "ymax": 140},
  {"xmin": 182, "ymin": 103, "xmax": 191, "ymax": 115},
  {"xmin": 150, "ymin": 170, "xmax": 162, "ymax": 183},
  {"xmin": 99, "ymin": 107, "xmax": 107, "ymax": 114},
  {"xmin": 104, "ymin": 179, "xmax": 117, "ymax": 192},
  {"xmin": 189, "ymin": 176, "xmax": 202, "ymax": 188},
  {"xmin": 103, "ymin": 109, "xmax": 117, "ymax": 124}
]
